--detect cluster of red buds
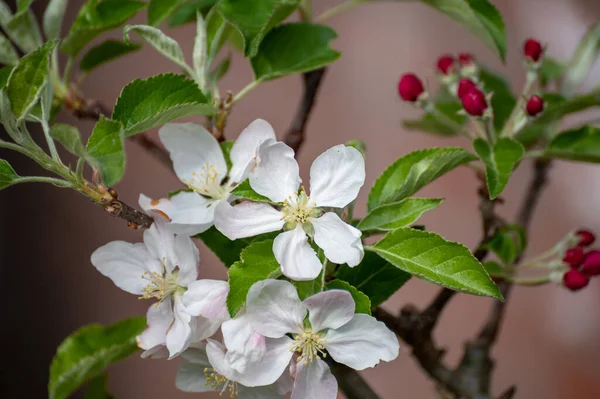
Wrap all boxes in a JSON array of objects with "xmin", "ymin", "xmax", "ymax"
[{"xmin": 562, "ymin": 229, "xmax": 600, "ymax": 291}]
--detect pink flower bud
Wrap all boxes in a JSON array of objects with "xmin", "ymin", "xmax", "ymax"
[
  {"xmin": 523, "ymin": 38, "xmax": 543, "ymax": 62},
  {"xmin": 437, "ymin": 55, "xmax": 455, "ymax": 75},
  {"xmin": 581, "ymin": 250, "xmax": 600, "ymax": 276},
  {"xmin": 576, "ymin": 229, "xmax": 595, "ymax": 247},
  {"xmin": 563, "ymin": 247, "xmax": 585, "ymax": 268},
  {"xmin": 398, "ymin": 73, "xmax": 425, "ymax": 102},
  {"xmin": 458, "ymin": 53, "xmax": 475, "ymax": 66},
  {"xmin": 526, "ymin": 95, "xmax": 544, "ymax": 117},
  {"xmin": 457, "ymin": 78, "xmax": 477, "ymax": 99},
  {"xmin": 563, "ymin": 268, "xmax": 590, "ymax": 291},
  {"xmin": 461, "ymin": 88, "xmax": 488, "ymax": 117}
]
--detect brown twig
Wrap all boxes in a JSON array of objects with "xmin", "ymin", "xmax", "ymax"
[{"xmin": 102, "ymin": 197, "xmax": 154, "ymax": 229}]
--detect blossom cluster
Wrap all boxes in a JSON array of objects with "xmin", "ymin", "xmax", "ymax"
[{"xmin": 91, "ymin": 120, "xmax": 399, "ymax": 398}]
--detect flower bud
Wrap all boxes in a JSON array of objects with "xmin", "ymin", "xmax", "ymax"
[
  {"xmin": 398, "ymin": 74, "xmax": 425, "ymax": 102},
  {"xmin": 458, "ymin": 53, "xmax": 475, "ymax": 66},
  {"xmin": 576, "ymin": 229, "xmax": 595, "ymax": 247},
  {"xmin": 457, "ymin": 78, "xmax": 477, "ymax": 99},
  {"xmin": 437, "ymin": 55, "xmax": 455, "ymax": 75},
  {"xmin": 562, "ymin": 268, "xmax": 590, "ymax": 291},
  {"xmin": 526, "ymin": 95, "xmax": 544, "ymax": 117},
  {"xmin": 523, "ymin": 38, "xmax": 543, "ymax": 62},
  {"xmin": 581, "ymin": 250, "xmax": 600, "ymax": 276},
  {"xmin": 461, "ymin": 88, "xmax": 488, "ymax": 117},
  {"xmin": 563, "ymin": 247, "xmax": 585, "ymax": 268}
]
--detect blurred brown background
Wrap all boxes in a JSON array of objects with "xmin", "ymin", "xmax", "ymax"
[{"xmin": 1, "ymin": 0, "xmax": 600, "ymax": 398}]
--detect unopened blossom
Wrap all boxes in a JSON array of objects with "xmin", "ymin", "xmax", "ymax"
[
  {"xmin": 214, "ymin": 143, "xmax": 365, "ymax": 280},
  {"xmin": 140, "ymin": 119, "xmax": 277, "ymax": 236},
  {"xmin": 91, "ymin": 217, "xmax": 229, "ymax": 358}
]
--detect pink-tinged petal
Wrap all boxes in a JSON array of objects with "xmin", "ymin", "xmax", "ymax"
[
  {"xmin": 233, "ymin": 337, "xmax": 294, "ymax": 387},
  {"xmin": 137, "ymin": 300, "xmax": 173, "ymax": 351},
  {"xmin": 312, "ymin": 212, "xmax": 364, "ymax": 267},
  {"xmin": 222, "ymin": 313, "xmax": 266, "ymax": 373},
  {"xmin": 246, "ymin": 280, "xmax": 306, "ymax": 338},
  {"xmin": 91, "ymin": 241, "xmax": 158, "ymax": 295},
  {"xmin": 166, "ymin": 296, "xmax": 193, "ymax": 358},
  {"xmin": 304, "ymin": 290, "xmax": 355, "ymax": 332},
  {"xmin": 173, "ymin": 234, "xmax": 199, "ymax": 285},
  {"xmin": 324, "ymin": 314, "xmax": 399, "ymax": 370},
  {"xmin": 309, "ymin": 145, "xmax": 365, "ymax": 209},
  {"xmin": 182, "ymin": 279, "xmax": 230, "ymax": 319},
  {"xmin": 291, "ymin": 359, "xmax": 338, "ymax": 399},
  {"xmin": 273, "ymin": 226, "xmax": 322, "ymax": 281},
  {"xmin": 229, "ymin": 119, "xmax": 276, "ymax": 183},
  {"xmin": 214, "ymin": 201, "xmax": 284, "ymax": 240},
  {"xmin": 143, "ymin": 217, "xmax": 177, "ymax": 272},
  {"xmin": 250, "ymin": 140, "xmax": 300, "ymax": 203}
]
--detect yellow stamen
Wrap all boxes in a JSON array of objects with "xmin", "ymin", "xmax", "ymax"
[
  {"xmin": 204, "ymin": 367, "xmax": 239, "ymax": 398},
  {"xmin": 290, "ymin": 330, "xmax": 328, "ymax": 365},
  {"xmin": 182, "ymin": 163, "xmax": 230, "ymax": 200}
]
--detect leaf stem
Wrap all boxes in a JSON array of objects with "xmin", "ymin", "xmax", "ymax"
[
  {"xmin": 13, "ymin": 176, "xmax": 73, "ymax": 187},
  {"xmin": 316, "ymin": 0, "xmax": 366, "ymax": 22},
  {"xmin": 501, "ymin": 70, "xmax": 538, "ymax": 138},
  {"xmin": 41, "ymin": 119, "xmax": 62, "ymax": 163},
  {"xmin": 232, "ymin": 80, "xmax": 261, "ymax": 103}
]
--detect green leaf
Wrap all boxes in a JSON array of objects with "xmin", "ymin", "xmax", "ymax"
[
  {"xmin": 251, "ymin": 23, "xmax": 340, "ymax": 81},
  {"xmin": 168, "ymin": 0, "xmax": 218, "ymax": 28},
  {"xmin": 358, "ymin": 198, "xmax": 443, "ymax": 232},
  {"xmin": 478, "ymin": 67, "xmax": 516, "ymax": 132},
  {"xmin": 86, "ymin": 116, "xmax": 126, "ymax": 186},
  {"xmin": 148, "ymin": 0, "xmax": 182, "ymax": 26},
  {"xmin": 84, "ymin": 374, "xmax": 114, "ymax": 399},
  {"xmin": 0, "ymin": 6, "xmax": 42, "ymax": 54},
  {"xmin": 367, "ymin": 148, "xmax": 476, "ymax": 211},
  {"xmin": 205, "ymin": 7, "xmax": 231, "ymax": 64},
  {"xmin": 0, "ymin": 65, "xmax": 13, "ymax": 90},
  {"xmin": 326, "ymin": 280, "xmax": 371, "ymax": 315},
  {"xmin": 481, "ymin": 224, "xmax": 526, "ymax": 265},
  {"xmin": 210, "ymin": 54, "xmax": 231, "ymax": 82},
  {"xmin": 369, "ymin": 227, "xmax": 502, "ymax": 299},
  {"xmin": 539, "ymin": 57, "xmax": 565, "ymax": 88},
  {"xmin": 51, "ymin": 123, "xmax": 86, "ymax": 157},
  {"xmin": 0, "ymin": 32, "xmax": 18, "ymax": 66},
  {"xmin": 43, "ymin": 0, "xmax": 68, "ymax": 40},
  {"xmin": 123, "ymin": 25, "xmax": 190, "ymax": 72},
  {"xmin": 483, "ymin": 260, "xmax": 504, "ymax": 276},
  {"xmin": 218, "ymin": 0, "xmax": 300, "ymax": 58},
  {"xmin": 473, "ymin": 137, "xmax": 524, "ymax": 199},
  {"xmin": 48, "ymin": 317, "xmax": 145, "ymax": 399},
  {"xmin": 220, "ymin": 140, "xmax": 233, "ymax": 170},
  {"xmin": 562, "ymin": 23, "xmax": 600, "ymax": 96},
  {"xmin": 0, "ymin": 159, "xmax": 19, "ymax": 189},
  {"xmin": 336, "ymin": 252, "xmax": 411, "ymax": 307},
  {"xmin": 293, "ymin": 275, "xmax": 322, "ymax": 301},
  {"xmin": 533, "ymin": 89, "xmax": 600, "ymax": 127},
  {"xmin": 61, "ymin": 0, "xmax": 146, "ymax": 56},
  {"xmin": 6, "ymin": 40, "xmax": 57, "ymax": 121},
  {"xmin": 545, "ymin": 125, "xmax": 600, "ymax": 163},
  {"xmin": 227, "ymin": 240, "xmax": 281, "ymax": 316},
  {"xmin": 403, "ymin": 100, "xmax": 466, "ymax": 136},
  {"xmin": 80, "ymin": 40, "xmax": 141, "ymax": 73},
  {"xmin": 112, "ymin": 73, "xmax": 215, "ymax": 136},
  {"xmin": 231, "ymin": 179, "xmax": 274, "ymax": 203}
]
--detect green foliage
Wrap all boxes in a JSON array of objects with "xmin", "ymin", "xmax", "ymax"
[
  {"xmin": 0, "ymin": 159, "xmax": 19, "ymax": 189},
  {"xmin": 326, "ymin": 280, "xmax": 371, "ymax": 315},
  {"xmin": 220, "ymin": 140, "xmax": 233, "ymax": 170},
  {"xmin": 50, "ymin": 124, "xmax": 86, "ymax": 158},
  {"xmin": 0, "ymin": 65, "xmax": 13, "ymax": 90},
  {"xmin": 478, "ymin": 67, "xmax": 516, "ymax": 132},
  {"xmin": 84, "ymin": 374, "xmax": 114, "ymax": 399},
  {"xmin": 124, "ymin": 25, "xmax": 189, "ymax": 72},
  {"xmin": 546, "ymin": 125, "xmax": 600, "ymax": 163},
  {"xmin": 293, "ymin": 275, "xmax": 322, "ymax": 300},
  {"xmin": 61, "ymin": 0, "xmax": 146, "ymax": 56},
  {"xmin": 483, "ymin": 260, "xmax": 504, "ymax": 276},
  {"xmin": 112, "ymin": 74, "xmax": 215, "ymax": 136},
  {"xmin": 168, "ymin": 0, "xmax": 218, "ymax": 28},
  {"xmin": 0, "ymin": 4, "xmax": 42, "ymax": 54},
  {"xmin": 562, "ymin": 23, "xmax": 600, "ymax": 96},
  {"xmin": 539, "ymin": 57, "xmax": 565, "ymax": 88},
  {"xmin": 533, "ymin": 89, "xmax": 600, "ymax": 127},
  {"xmin": 43, "ymin": 0, "xmax": 68, "ymax": 40},
  {"xmin": 358, "ymin": 198, "xmax": 443, "ymax": 232},
  {"xmin": 481, "ymin": 224, "xmax": 526, "ymax": 265},
  {"xmin": 0, "ymin": 32, "xmax": 19, "ymax": 66},
  {"xmin": 48, "ymin": 317, "xmax": 146, "ymax": 399},
  {"xmin": 473, "ymin": 137, "xmax": 524, "ymax": 199},
  {"xmin": 148, "ymin": 0, "xmax": 182, "ymax": 26},
  {"xmin": 80, "ymin": 40, "xmax": 141, "ymax": 73},
  {"xmin": 251, "ymin": 23, "xmax": 340, "ymax": 81},
  {"xmin": 369, "ymin": 227, "xmax": 502, "ymax": 299},
  {"xmin": 231, "ymin": 180, "xmax": 273, "ymax": 203},
  {"xmin": 367, "ymin": 148, "xmax": 476, "ymax": 211},
  {"xmin": 86, "ymin": 117, "xmax": 126, "ymax": 187},
  {"xmin": 404, "ymin": 100, "xmax": 466, "ymax": 136}
]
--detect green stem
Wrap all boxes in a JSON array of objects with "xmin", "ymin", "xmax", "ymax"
[
  {"xmin": 14, "ymin": 176, "xmax": 73, "ymax": 187},
  {"xmin": 316, "ymin": 0, "xmax": 366, "ymax": 22},
  {"xmin": 41, "ymin": 119, "xmax": 61, "ymax": 163},
  {"xmin": 429, "ymin": 107, "xmax": 468, "ymax": 138},
  {"xmin": 501, "ymin": 70, "xmax": 538, "ymax": 137},
  {"xmin": 505, "ymin": 274, "xmax": 552, "ymax": 286},
  {"xmin": 62, "ymin": 56, "xmax": 74, "ymax": 85},
  {"xmin": 300, "ymin": 0, "xmax": 312, "ymax": 20},
  {"xmin": 0, "ymin": 140, "xmax": 35, "ymax": 157},
  {"xmin": 232, "ymin": 80, "xmax": 261, "ymax": 103}
]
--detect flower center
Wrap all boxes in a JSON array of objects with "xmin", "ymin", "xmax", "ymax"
[
  {"xmin": 282, "ymin": 189, "xmax": 320, "ymax": 230},
  {"xmin": 291, "ymin": 329, "xmax": 328, "ymax": 365},
  {"xmin": 139, "ymin": 267, "xmax": 179, "ymax": 304},
  {"xmin": 184, "ymin": 163, "xmax": 231, "ymax": 201},
  {"xmin": 204, "ymin": 367, "xmax": 239, "ymax": 398}
]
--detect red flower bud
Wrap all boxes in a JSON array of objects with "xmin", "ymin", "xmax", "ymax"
[
  {"xmin": 563, "ymin": 247, "xmax": 585, "ymax": 268},
  {"xmin": 458, "ymin": 53, "xmax": 475, "ymax": 66},
  {"xmin": 461, "ymin": 88, "xmax": 488, "ymax": 117},
  {"xmin": 581, "ymin": 250, "xmax": 600, "ymax": 276},
  {"xmin": 523, "ymin": 38, "xmax": 543, "ymax": 62},
  {"xmin": 437, "ymin": 55, "xmax": 455, "ymax": 75},
  {"xmin": 457, "ymin": 78, "xmax": 477, "ymax": 99},
  {"xmin": 563, "ymin": 268, "xmax": 590, "ymax": 291},
  {"xmin": 398, "ymin": 74, "xmax": 425, "ymax": 102},
  {"xmin": 526, "ymin": 95, "xmax": 544, "ymax": 117},
  {"xmin": 576, "ymin": 229, "xmax": 595, "ymax": 247}
]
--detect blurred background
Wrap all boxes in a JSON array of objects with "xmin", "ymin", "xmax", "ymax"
[{"xmin": 1, "ymin": 0, "xmax": 600, "ymax": 397}]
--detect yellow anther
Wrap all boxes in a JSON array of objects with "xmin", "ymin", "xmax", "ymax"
[
  {"xmin": 290, "ymin": 330, "xmax": 328, "ymax": 365},
  {"xmin": 182, "ymin": 163, "xmax": 230, "ymax": 200},
  {"xmin": 281, "ymin": 188, "xmax": 320, "ymax": 230},
  {"xmin": 204, "ymin": 368, "xmax": 239, "ymax": 398}
]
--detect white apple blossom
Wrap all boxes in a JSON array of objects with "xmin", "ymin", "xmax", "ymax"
[
  {"xmin": 90, "ymin": 217, "xmax": 229, "ymax": 359},
  {"xmin": 214, "ymin": 143, "xmax": 365, "ymax": 280},
  {"xmin": 214, "ymin": 280, "xmax": 399, "ymax": 399},
  {"xmin": 140, "ymin": 119, "xmax": 277, "ymax": 236}
]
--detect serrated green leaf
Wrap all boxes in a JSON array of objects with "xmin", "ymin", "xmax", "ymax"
[
  {"xmin": 112, "ymin": 74, "xmax": 215, "ymax": 136},
  {"xmin": 336, "ymin": 252, "xmax": 411, "ymax": 307},
  {"xmin": 367, "ymin": 148, "xmax": 476, "ymax": 211},
  {"xmin": 369, "ymin": 227, "xmax": 502, "ymax": 299},
  {"xmin": 0, "ymin": 32, "xmax": 18, "ymax": 66},
  {"xmin": 545, "ymin": 125, "xmax": 600, "ymax": 163},
  {"xmin": 326, "ymin": 280, "xmax": 371, "ymax": 315},
  {"xmin": 481, "ymin": 224, "xmax": 526, "ymax": 265},
  {"xmin": 48, "ymin": 317, "xmax": 145, "ymax": 399},
  {"xmin": 51, "ymin": 123, "xmax": 86, "ymax": 157},
  {"xmin": 61, "ymin": 0, "xmax": 146, "ymax": 56},
  {"xmin": 251, "ymin": 23, "xmax": 340, "ymax": 81},
  {"xmin": 80, "ymin": 40, "xmax": 141, "ymax": 73},
  {"xmin": 84, "ymin": 374, "xmax": 114, "ymax": 399},
  {"xmin": 124, "ymin": 25, "xmax": 189, "ymax": 72},
  {"xmin": 0, "ymin": 65, "xmax": 13, "ymax": 89},
  {"xmin": 43, "ymin": 0, "xmax": 68, "ymax": 40},
  {"xmin": 86, "ymin": 116, "xmax": 125, "ymax": 186},
  {"xmin": 148, "ymin": 0, "xmax": 182, "ymax": 26},
  {"xmin": 403, "ymin": 100, "xmax": 466, "ymax": 136},
  {"xmin": 358, "ymin": 198, "xmax": 443, "ymax": 232},
  {"xmin": 6, "ymin": 40, "xmax": 57, "ymax": 121},
  {"xmin": 0, "ymin": 159, "xmax": 19, "ymax": 189},
  {"xmin": 473, "ymin": 137, "xmax": 524, "ymax": 199},
  {"xmin": 562, "ymin": 23, "xmax": 600, "ymax": 96},
  {"xmin": 478, "ymin": 67, "xmax": 516, "ymax": 132},
  {"xmin": 231, "ymin": 179, "xmax": 274, "ymax": 203}
]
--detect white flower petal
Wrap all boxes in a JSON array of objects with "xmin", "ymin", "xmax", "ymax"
[
  {"xmin": 312, "ymin": 212, "xmax": 364, "ymax": 267},
  {"xmin": 205, "ymin": 339, "xmax": 235, "ymax": 380},
  {"xmin": 246, "ymin": 279, "xmax": 306, "ymax": 338},
  {"xmin": 239, "ymin": 386, "xmax": 286, "ymax": 399},
  {"xmin": 303, "ymin": 290, "xmax": 355, "ymax": 332},
  {"xmin": 324, "ymin": 314, "xmax": 399, "ymax": 370},
  {"xmin": 309, "ymin": 145, "xmax": 365, "ymax": 208},
  {"xmin": 291, "ymin": 359, "xmax": 338, "ymax": 399},
  {"xmin": 181, "ymin": 344, "xmax": 210, "ymax": 365},
  {"xmin": 166, "ymin": 296, "xmax": 193, "ymax": 358},
  {"xmin": 143, "ymin": 217, "xmax": 177, "ymax": 272},
  {"xmin": 176, "ymin": 359, "xmax": 214, "ymax": 392},
  {"xmin": 229, "ymin": 119, "xmax": 277, "ymax": 183},
  {"xmin": 273, "ymin": 364, "xmax": 294, "ymax": 395},
  {"xmin": 214, "ymin": 201, "xmax": 284, "ymax": 240},
  {"xmin": 233, "ymin": 337, "xmax": 294, "ymax": 387},
  {"xmin": 222, "ymin": 313, "xmax": 266, "ymax": 374},
  {"xmin": 137, "ymin": 300, "xmax": 173, "ymax": 351},
  {"xmin": 273, "ymin": 226, "xmax": 322, "ymax": 281},
  {"xmin": 190, "ymin": 314, "xmax": 224, "ymax": 343},
  {"xmin": 182, "ymin": 279, "xmax": 229, "ymax": 319},
  {"xmin": 250, "ymin": 140, "xmax": 300, "ymax": 203},
  {"xmin": 91, "ymin": 241, "xmax": 158, "ymax": 295},
  {"xmin": 140, "ymin": 345, "xmax": 169, "ymax": 359},
  {"xmin": 159, "ymin": 123, "xmax": 227, "ymax": 184},
  {"xmin": 173, "ymin": 234, "xmax": 199, "ymax": 285}
]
